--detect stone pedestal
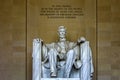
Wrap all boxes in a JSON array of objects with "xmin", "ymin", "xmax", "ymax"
[{"xmin": 41, "ymin": 78, "xmax": 80, "ymax": 80}]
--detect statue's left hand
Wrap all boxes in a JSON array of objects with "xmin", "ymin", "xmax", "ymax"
[{"xmin": 77, "ymin": 37, "xmax": 86, "ymax": 44}]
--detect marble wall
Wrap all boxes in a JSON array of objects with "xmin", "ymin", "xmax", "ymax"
[
  {"xmin": 97, "ymin": 0, "xmax": 120, "ymax": 80},
  {"xmin": 0, "ymin": 0, "xmax": 26, "ymax": 80}
]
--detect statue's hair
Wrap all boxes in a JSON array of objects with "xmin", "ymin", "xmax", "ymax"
[{"xmin": 58, "ymin": 26, "xmax": 66, "ymax": 32}]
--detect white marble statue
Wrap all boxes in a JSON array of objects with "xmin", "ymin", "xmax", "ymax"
[{"xmin": 32, "ymin": 26, "xmax": 94, "ymax": 80}]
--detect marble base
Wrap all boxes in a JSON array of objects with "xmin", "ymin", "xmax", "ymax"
[{"xmin": 41, "ymin": 78, "xmax": 80, "ymax": 80}]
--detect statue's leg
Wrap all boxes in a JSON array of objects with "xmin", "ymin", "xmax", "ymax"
[
  {"xmin": 64, "ymin": 49, "xmax": 76, "ymax": 78},
  {"xmin": 48, "ymin": 49, "xmax": 57, "ymax": 77}
]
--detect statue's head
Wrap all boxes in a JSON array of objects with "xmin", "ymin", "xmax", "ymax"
[{"xmin": 58, "ymin": 26, "xmax": 66, "ymax": 41}]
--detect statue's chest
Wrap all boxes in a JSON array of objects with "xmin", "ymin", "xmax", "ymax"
[{"xmin": 57, "ymin": 42, "xmax": 69, "ymax": 51}]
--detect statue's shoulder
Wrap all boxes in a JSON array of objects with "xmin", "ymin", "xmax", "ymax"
[
  {"xmin": 66, "ymin": 41, "xmax": 74, "ymax": 44},
  {"xmin": 67, "ymin": 41, "xmax": 75, "ymax": 45},
  {"xmin": 45, "ymin": 42, "xmax": 56, "ymax": 48}
]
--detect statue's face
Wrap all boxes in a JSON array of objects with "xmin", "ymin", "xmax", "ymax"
[{"xmin": 58, "ymin": 29, "xmax": 66, "ymax": 38}]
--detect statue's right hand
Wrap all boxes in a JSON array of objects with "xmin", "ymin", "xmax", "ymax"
[
  {"xmin": 35, "ymin": 38, "xmax": 43, "ymax": 42},
  {"xmin": 40, "ymin": 38, "xmax": 43, "ymax": 42},
  {"xmin": 34, "ymin": 38, "xmax": 44, "ymax": 45},
  {"xmin": 39, "ymin": 39, "xmax": 44, "ymax": 45},
  {"xmin": 39, "ymin": 38, "xmax": 43, "ymax": 41}
]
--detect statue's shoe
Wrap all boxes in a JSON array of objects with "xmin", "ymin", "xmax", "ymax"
[{"xmin": 50, "ymin": 72, "xmax": 57, "ymax": 77}]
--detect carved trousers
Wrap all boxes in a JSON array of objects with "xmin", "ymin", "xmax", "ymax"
[{"xmin": 48, "ymin": 49, "xmax": 76, "ymax": 78}]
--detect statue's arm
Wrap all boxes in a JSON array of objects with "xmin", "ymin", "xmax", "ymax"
[
  {"xmin": 42, "ymin": 44, "xmax": 49, "ymax": 62},
  {"xmin": 68, "ymin": 38, "xmax": 82, "ymax": 50}
]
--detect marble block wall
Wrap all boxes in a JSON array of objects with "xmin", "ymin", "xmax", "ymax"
[
  {"xmin": 97, "ymin": 0, "xmax": 120, "ymax": 80},
  {"xmin": 0, "ymin": 0, "xmax": 26, "ymax": 80}
]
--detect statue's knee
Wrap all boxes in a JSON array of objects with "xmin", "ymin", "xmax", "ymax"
[
  {"xmin": 67, "ymin": 49, "xmax": 75, "ymax": 55},
  {"xmin": 48, "ymin": 48, "xmax": 57, "ymax": 55},
  {"xmin": 69, "ymin": 49, "xmax": 74, "ymax": 53}
]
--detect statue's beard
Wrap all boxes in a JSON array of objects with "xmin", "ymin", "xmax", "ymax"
[{"xmin": 59, "ymin": 37, "xmax": 66, "ymax": 42}]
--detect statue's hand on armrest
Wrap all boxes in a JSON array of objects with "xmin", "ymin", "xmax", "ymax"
[
  {"xmin": 39, "ymin": 38, "xmax": 44, "ymax": 46},
  {"xmin": 77, "ymin": 37, "xmax": 86, "ymax": 44},
  {"xmin": 39, "ymin": 38, "xmax": 43, "ymax": 42},
  {"xmin": 33, "ymin": 38, "xmax": 43, "ymax": 43}
]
